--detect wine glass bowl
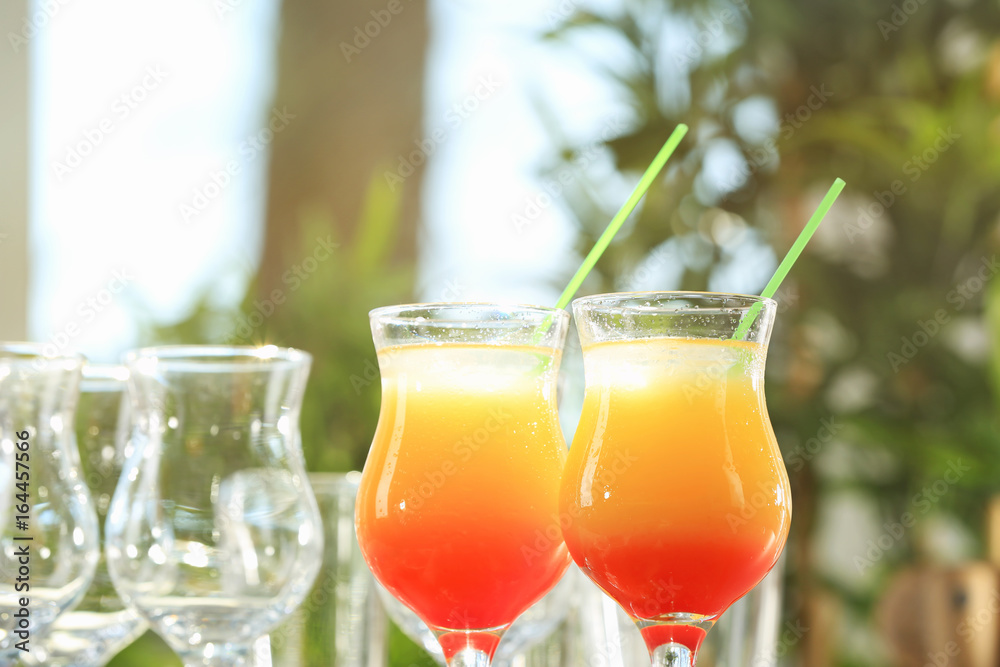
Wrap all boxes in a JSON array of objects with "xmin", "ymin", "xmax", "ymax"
[{"xmin": 105, "ymin": 345, "xmax": 324, "ymax": 667}]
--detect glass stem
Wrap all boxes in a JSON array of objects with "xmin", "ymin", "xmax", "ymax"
[
  {"xmin": 447, "ymin": 648, "xmax": 492, "ymax": 667},
  {"xmin": 651, "ymin": 643, "xmax": 695, "ymax": 667},
  {"xmin": 433, "ymin": 625, "xmax": 506, "ymax": 666}
]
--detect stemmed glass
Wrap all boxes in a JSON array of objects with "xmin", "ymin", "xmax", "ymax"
[
  {"xmin": 0, "ymin": 344, "xmax": 100, "ymax": 660},
  {"xmin": 560, "ymin": 293, "xmax": 792, "ymax": 666},
  {"xmin": 22, "ymin": 364, "xmax": 148, "ymax": 666},
  {"xmin": 356, "ymin": 304, "xmax": 572, "ymax": 667},
  {"xmin": 105, "ymin": 345, "xmax": 324, "ymax": 667}
]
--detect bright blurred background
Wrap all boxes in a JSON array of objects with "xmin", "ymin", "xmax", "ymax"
[{"xmin": 3, "ymin": 0, "xmax": 1000, "ymax": 664}]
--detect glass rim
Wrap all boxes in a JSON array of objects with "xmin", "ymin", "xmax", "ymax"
[
  {"xmin": 0, "ymin": 342, "xmax": 86, "ymax": 366},
  {"xmin": 82, "ymin": 363, "xmax": 130, "ymax": 381},
  {"xmin": 123, "ymin": 344, "xmax": 311, "ymax": 370},
  {"xmin": 369, "ymin": 302, "xmax": 569, "ymax": 327},
  {"xmin": 572, "ymin": 290, "xmax": 777, "ymax": 313},
  {"xmin": 80, "ymin": 364, "xmax": 130, "ymax": 391}
]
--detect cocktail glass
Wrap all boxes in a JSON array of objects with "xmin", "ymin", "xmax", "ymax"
[
  {"xmin": 0, "ymin": 344, "xmax": 99, "ymax": 661},
  {"xmin": 560, "ymin": 292, "xmax": 791, "ymax": 666},
  {"xmin": 22, "ymin": 365, "xmax": 148, "ymax": 666},
  {"xmin": 356, "ymin": 304, "xmax": 571, "ymax": 667},
  {"xmin": 105, "ymin": 345, "xmax": 324, "ymax": 667}
]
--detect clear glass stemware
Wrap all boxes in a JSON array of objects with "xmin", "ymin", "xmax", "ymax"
[
  {"xmin": 22, "ymin": 364, "xmax": 149, "ymax": 666},
  {"xmin": 0, "ymin": 343, "xmax": 99, "ymax": 661},
  {"xmin": 105, "ymin": 345, "xmax": 324, "ymax": 667}
]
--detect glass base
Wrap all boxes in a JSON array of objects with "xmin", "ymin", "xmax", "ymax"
[
  {"xmin": 178, "ymin": 643, "xmax": 254, "ymax": 667},
  {"xmin": 651, "ymin": 643, "xmax": 695, "ymax": 666},
  {"xmin": 20, "ymin": 610, "xmax": 147, "ymax": 667},
  {"xmin": 635, "ymin": 612, "xmax": 719, "ymax": 665},
  {"xmin": 431, "ymin": 625, "xmax": 509, "ymax": 666}
]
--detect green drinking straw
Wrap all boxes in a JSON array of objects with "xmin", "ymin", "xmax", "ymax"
[
  {"xmin": 553, "ymin": 123, "xmax": 689, "ymax": 311},
  {"xmin": 731, "ymin": 177, "xmax": 846, "ymax": 340}
]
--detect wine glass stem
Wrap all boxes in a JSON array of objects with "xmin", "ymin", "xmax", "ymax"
[
  {"xmin": 651, "ymin": 643, "xmax": 695, "ymax": 667},
  {"xmin": 448, "ymin": 648, "xmax": 492, "ymax": 667}
]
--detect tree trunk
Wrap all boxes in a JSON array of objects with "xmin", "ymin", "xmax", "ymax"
[{"xmin": 258, "ymin": 0, "xmax": 426, "ymax": 294}]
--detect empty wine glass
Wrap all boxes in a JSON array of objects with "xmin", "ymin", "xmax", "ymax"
[
  {"xmin": 105, "ymin": 345, "xmax": 324, "ymax": 667},
  {"xmin": 22, "ymin": 364, "xmax": 148, "ymax": 666},
  {"xmin": 0, "ymin": 343, "xmax": 99, "ymax": 661}
]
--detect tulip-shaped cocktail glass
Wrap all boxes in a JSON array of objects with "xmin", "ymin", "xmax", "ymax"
[
  {"xmin": 560, "ymin": 293, "xmax": 792, "ymax": 666},
  {"xmin": 0, "ymin": 344, "xmax": 100, "ymax": 661},
  {"xmin": 356, "ymin": 304, "xmax": 571, "ymax": 667},
  {"xmin": 106, "ymin": 345, "xmax": 324, "ymax": 667},
  {"xmin": 23, "ymin": 365, "xmax": 148, "ymax": 666}
]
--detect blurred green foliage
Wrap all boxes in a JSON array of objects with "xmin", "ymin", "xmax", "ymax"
[
  {"xmin": 137, "ymin": 169, "xmax": 411, "ymax": 472},
  {"xmin": 544, "ymin": 0, "xmax": 1000, "ymax": 662}
]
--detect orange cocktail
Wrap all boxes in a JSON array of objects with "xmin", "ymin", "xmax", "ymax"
[
  {"xmin": 560, "ymin": 292, "xmax": 791, "ymax": 664},
  {"xmin": 356, "ymin": 304, "xmax": 571, "ymax": 665}
]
